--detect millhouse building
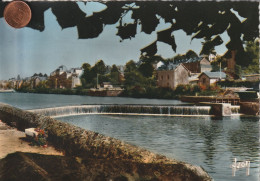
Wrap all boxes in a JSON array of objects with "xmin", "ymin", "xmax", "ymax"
[
  {"xmin": 198, "ymin": 71, "xmax": 226, "ymax": 88},
  {"xmin": 157, "ymin": 56, "xmax": 213, "ymax": 89},
  {"xmin": 182, "ymin": 56, "xmax": 212, "ymax": 73},
  {"xmin": 157, "ymin": 63, "xmax": 190, "ymax": 89}
]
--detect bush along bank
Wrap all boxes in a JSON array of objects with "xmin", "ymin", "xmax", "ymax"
[
  {"xmin": 16, "ymin": 84, "xmax": 222, "ymax": 100},
  {"xmin": 0, "ymin": 103, "xmax": 212, "ymax": 181},
  {"xmin": 121, "ymin": 84, "xmax": 221, "ymax": 99}
]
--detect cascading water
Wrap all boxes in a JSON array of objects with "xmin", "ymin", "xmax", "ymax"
[
  {"xmin": 29, "ymin": 105, "xmax": 212, "ymax": 117},
  {"xmin": 231, "ymin": 106, "xmax": 240, "ymax": 114}
]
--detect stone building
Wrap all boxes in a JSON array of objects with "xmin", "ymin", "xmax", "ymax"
[
  {"xmin": 50, "ymin": 66, "xmax": 83, "ymax": 89},
  {"xmin": 157, "ymin": 63, "xmax": 190, "ymax": 89},
  {"xmin": 182, "ymin": 57, "xmax": 212, "ymax": 73},
  {"xmin": 33, "ymin": 76, "xmax": 47, "ymax": 88},
  {"xmin": 198, "ymin": 72, "xmax": 226, "ymax": 88}
]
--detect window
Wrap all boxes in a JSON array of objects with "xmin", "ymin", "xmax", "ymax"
[
  {"xmin": 167, "ymin": 75, "xmax": 170, "ymax": 80},
  {"xmin": 161, "ymin": 75, "xmax": 163, "ymax": 80}
]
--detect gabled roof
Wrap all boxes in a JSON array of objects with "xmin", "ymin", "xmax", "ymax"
[
  {"xmin": 35, "ymin": 76, "xmax": 47, "ymax": 81},
  {"xmin": 199, "ymin": 72, "xmax": 226, "ymax": 79},
  {"xmin": 185, "ymin": 57, "xmax": 203, "ymax": 63},
  {"xmin": 167, "ymin": 63, "xmax": 178, "ymax": 70}
]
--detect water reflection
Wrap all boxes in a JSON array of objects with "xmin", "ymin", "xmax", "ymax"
[
  {"xmin": 228, "ymin": 117, "xmax": 259, "ymax": 159},
  {"xmin": 58, "ymin": 115, "xmax": 260, "ymax": 181}
]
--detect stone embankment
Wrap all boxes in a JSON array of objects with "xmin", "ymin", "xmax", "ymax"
[{"xmin": 0, "ymin": 103, "xmax": 212, "ymax": 180}]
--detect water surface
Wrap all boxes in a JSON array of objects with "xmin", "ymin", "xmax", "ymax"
[
  {"xmin": 58, "ymin": 114, "xmax": 260, "ymax": 181},
  {"xmin": 0, "ymin": 92, "xmax": 184, "ymax": 109},
  {"xmin": 0, "ymin": 93, "xmax": 259, "ymax": 181}
]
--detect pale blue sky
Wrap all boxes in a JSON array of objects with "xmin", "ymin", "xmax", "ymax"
[{"xmin": 0, "ymin": 2, "xmax": 230, "ymax": 80}]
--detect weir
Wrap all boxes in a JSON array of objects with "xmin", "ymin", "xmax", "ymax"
[
  {"xmin": 29, "ymin": 105, "xmax": 213, "ymax": 117},
  {"xmin": 0, "ymin": 103, "xmax": 212, "ymax": 180}
]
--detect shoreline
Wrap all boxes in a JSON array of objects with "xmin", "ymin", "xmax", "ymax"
[
  {"xmin": 0, "ymin": 120, "xmax": 63, "ymax": 159},
  {"xmin": 0, "ymin": 103, "xmax": 212, "ymax": 180}
]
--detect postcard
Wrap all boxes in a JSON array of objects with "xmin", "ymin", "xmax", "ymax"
[{"xmin": 0, "ymin": 1, "xmax": 259, "ymax": 181}]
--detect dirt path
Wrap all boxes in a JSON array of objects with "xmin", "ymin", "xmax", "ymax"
[{"xmin": 0, "ymin": 120, "xmax": 63, "ymax": 159}]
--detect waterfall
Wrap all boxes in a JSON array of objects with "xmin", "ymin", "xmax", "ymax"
[
  {"xmin": 29, "ymin": 105, "xmax": 212, "ymax": 117},
  {"xmin": 231, "ymin": 106, "xmax": 240, "ymax": 114}
]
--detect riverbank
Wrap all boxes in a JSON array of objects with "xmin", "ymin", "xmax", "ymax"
[
  {"xmin": 0, "ymin": 103, "xmax": 212, "ymax": 180},
  {"xmin": 0, "ymin": 120, "xmax": 63, "ymax": 159},
  {"xmin": 15, "ymin": 87, "xmax": 217, "ymax": 100},
  {"xmin": 0, "ymin": 89, "xmax": 15, "ymax": 93}
]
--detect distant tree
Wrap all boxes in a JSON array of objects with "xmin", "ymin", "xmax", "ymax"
[
  {"xmin": 91, "ymin": 60, "xmax": 106, "ymax": 75},
  {"xmin": 172, "ymin": 50, "xmax": 198, "ymax": 63},
  {"xmin": 39, "ymin": 73, "xmax": 43, "ymax": 77},
  {"xmin": 211, "ymin": 55, "xmax": 227, "ymax": 72},
  {"xmin": 124, "ymin": 60, "xmax": 137, "ymax": 73},
  {"xmin": 111, "ymin": 64, "xmax": 119, "ymax": 73},
  {"xmin": 242, "ymin": 40, "xmax": 259, "ymax": 74},
  {"xmin": 138, "ymin": 62, "xmax": 154, "ymax": 78},
  {"xmin": 139, "ymin": 55, "xmax": 164, "ymax": 64},
  {"xmin": 186, "ymin": 50, "xmax": 198, "ymax": 59},
  {"xmin": 200, "ymin": 37, "xmax": 222, "ymax": 55},
  {"xmin": 82, "ymin": 63, "xmax": 91, "ymax": 70},
  {"xmin": 109, "ymin": 64, "xmax": 121, "ymax": 85},
  {"xmin": 124, "ymin": 71, "xmax": 145, "ymax": 87},
  {"xmin": 173, "ymin": 54, "xmax": 186, "ymax": 63},
  {"xmin": 81, "ymin": 63, "xmax": 93, "ymax": 87}
]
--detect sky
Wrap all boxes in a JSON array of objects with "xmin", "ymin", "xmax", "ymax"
[{"xmin": 0, "ymin": 2, "xmax": 232, "ymax": 80}]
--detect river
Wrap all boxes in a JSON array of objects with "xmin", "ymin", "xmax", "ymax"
[{"xmin": 0, "ymin": 92, "xmax": 259, "ymax": 181}]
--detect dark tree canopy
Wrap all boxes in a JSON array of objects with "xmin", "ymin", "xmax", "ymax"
[{"xmin": 0, "ymin": 1, "xmax": 258, "ymax": 61}]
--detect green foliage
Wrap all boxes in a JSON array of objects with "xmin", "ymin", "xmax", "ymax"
[
  {"xmin": 173, "ymin": 54, "xmax": 186, "ymax": 63},
  {"xmin": 111, "ymin": 64, "xmax": 119, "ymax": 73},
  {"xmin": 138, "ymin": 62, "xmax": 154, "ymax": 78},
  {"xmin": 124, "ymin": 71, "xmax": 145, "ymax": 87},
  {"xmin": 1, "ymin": 1, "xmax": 258, "ymax": 63},
  {"xmin": 242, "ymin": 41, "xmax": 259, "ymax": 74},
  {"xmin": 139, "ymin": 55, "xmax": 164, "ymax": 64},
  {"xmin": 125, "ymin": 60, "xmax": 137, "ymax": 73},
  {"xmin": 186, "ymin": 50, "xmax": 198, "ymax": 59},
  {"xmin": 236, "ymin": 91, "xmax": 258, "ymax": 99},
  {"xmin": 235, "ymin": 64, "xmax": 242, "ymax": 78},
  {"xmin": 200, "ymin": 36, "xmax": 223, "ymax": 55},
  {"xmin": 172, "ymin": 50, "xmax": 198, "ymax": 64},
  {"xmin": 30, "ymin": 128, "xmax": 48, "ymax": 147},
  {"xmin": 217, "ymin": 80, "xmax": 259, "ymax": 88},
  {"xmin": 110, "ymin": 72, "xmax": 121, "ymax": 85},
  {"xmin": 92, "ymin": 60, "xmax": 106, "ymax": 75}
]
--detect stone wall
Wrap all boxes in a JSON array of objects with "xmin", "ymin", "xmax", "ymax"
[
  {"xmin": 0, "ymin": 103, "xmax": 212, "ymax": 180},
  {"xmin": 199, "ymin": 102, "xmax": 232, "ymax": 117},
  {"xmin": 240, "ymin": 102, "xmax": 259, "ymax": 115}
]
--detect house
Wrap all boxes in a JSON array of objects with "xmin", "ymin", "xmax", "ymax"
[
  {"xmin": 157, "ymin": 63, "xmax": 190, "ymax": 89},
  {"xmin": 50, "ymin": 65, "xmax": 67, "ymax": 76},
  {"xmin": 182, "ymin": 56, "xmax": 212, "ymax": 73},
  {"xmin": 33, "ymin": 76, "xmax": 47, "ymax": 88},
  {"xmin": 49, "ymin": 66, "xmax": 84, "ymax": 89},
  {"xmin": 188, "ymin": 73, "xmax": 200, "ymax": 85},
  {"xmin": 198, "ymin": 72, "xmax": 226, "ymax": 88},
  {"xmin": 71, "ymin": 74, "xmax": 81, "ymax": 88}
]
